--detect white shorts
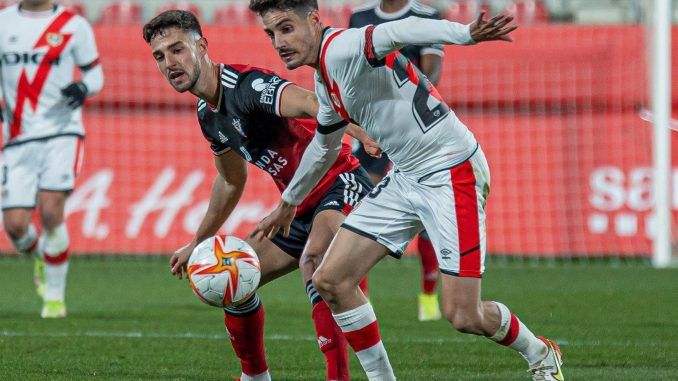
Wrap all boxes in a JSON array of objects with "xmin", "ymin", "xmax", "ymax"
[
  {"xmin": 1, "ymin": 135, "xmax": 84, "ymax": 209},
  {"xmin": 342, "ymin": 146, "xmax": 490, "ymax": 278}
]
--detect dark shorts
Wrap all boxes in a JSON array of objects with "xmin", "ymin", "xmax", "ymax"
[
  {"xmin": 353, "ymin": 141, "xmax": 391, "ymax": 177},
  {"xmin": 270, "ymin": 166, "xmax": 373, "ymax": 258}
]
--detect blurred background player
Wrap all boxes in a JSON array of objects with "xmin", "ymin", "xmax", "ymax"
[
  {"xmin": 0, "ymin": 0, "xmax": 103, "ymax": 318},
  {"xmin": 349, "ymin": 0, "xmax": 443, "ymax": 321},
  {"xmin": 143, "ymin": 10, "xmax": 377, "ymax": 381}
]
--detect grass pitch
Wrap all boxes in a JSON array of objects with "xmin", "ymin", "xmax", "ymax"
[{"xmin": 0, "ymin": 256, "xmax": 676, "ymax": 380}]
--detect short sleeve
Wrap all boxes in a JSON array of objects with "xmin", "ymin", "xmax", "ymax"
[
  {"xmin": 197, "ymin": 101, "xmax": 232, "ymax": 156},
  {"xmin": 71, "ymin": 17, "xmax": 99, "ymax": 67},
  {"xmin": 314, "ymin": 73, "xmax": 346, "ymax": 131},
  {"xmin": 236, "ymin": 69, "xmax": 291, "ymax": 117}
]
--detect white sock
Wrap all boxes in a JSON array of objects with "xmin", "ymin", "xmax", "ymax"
[
  {"xmin": 9, "ymin": 224, "xmax": 40, "ymax": 257},
  {"xmin": 490, "ymin": 301, "xmax": 548, "ymax": 364},
  {"xmin": 42, "ymin": 224, "xmax": 70, "ymax": 302},
  {"xmin": 334, "ymin": 303, "xmax": 396, "ymax": 381},
  {"xmin": 240, "ymin": 370, "xmax": 271, "ymax": 381}
]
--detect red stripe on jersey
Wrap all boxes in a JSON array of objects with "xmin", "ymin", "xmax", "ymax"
[
  {"xmin": 450, "ymin": 161, "xmax": 482, "ymax": 278},
  {"xmin": 43, "ymin": 249, "xmax": 69, "ymax": 265},
  {"xmin": 10, "ymin": 11, "xmax": 76, "ymax": 140},
  {"xmin": 498, "ymin": 313, "xmax": 520, "ymax": 346},
  {"xmin": 341, "ymin": 203, "xmax": 353, "ymax": 215},
  {"xmin": 343, "ymin": 320, "xmax": 381, "ymax": 352},
  {"xmin": 319, "ymin": 30, "xmax": 351, "ymax": 123},
  {"xmin": 384, "ymin": 52, "xmax": 446, "ymax": 104}
]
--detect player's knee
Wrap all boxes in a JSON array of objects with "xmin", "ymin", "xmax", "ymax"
[
  {"xmin": 299, "ymin": 250, "xmax": 323, "ymax": 274},
  {"xmin": 3, "ymin": 220, "xmax": 28, "ymax": 240},
  {"xmin": 444, "ymin": 307, "xmax": 483, "ymax": 335},
  {"xmin": 40, "ymin": 209, "xmax": 63, "ymax": 230},
  {"xmin": 312, "ymin": 268, "xmax": 343, "ymax": 301}
]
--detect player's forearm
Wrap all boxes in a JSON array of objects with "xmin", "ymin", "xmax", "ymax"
[
  {"xmin": 81, "ymin": 64, "xmax": 104, "ymax": 96},
  {"xmin": 281, "ymin": 124, "xmax": 345, "ymax": 206},
  {"xmin": 345, "ymin": 123, "xmax": 368, "ymax": 143},
  {"xmin": 373, "ymin": 17, "xmax": 475, "ymax": 59},
  {"xmin": 192, "ymin": 175, "xmax": 244, "ymax": 244}
]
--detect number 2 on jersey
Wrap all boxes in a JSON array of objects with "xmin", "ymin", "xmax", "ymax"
[{"xmin": 386, "ymin": 53, "xmax": 450, "ymax": 134}]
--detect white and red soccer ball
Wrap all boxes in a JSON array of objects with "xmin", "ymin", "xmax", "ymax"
[{"xmin": 187, "ymin": 235, "xmax": 261, "ymax": 308}]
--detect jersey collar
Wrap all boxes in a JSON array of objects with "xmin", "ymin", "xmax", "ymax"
[
  {"xmin": 18, "ymin": 3, "xmax": 59, "ymax": 17},
  {"xmin": 375, "ymin": 0, "xmax": 412, "ymax": 20}
]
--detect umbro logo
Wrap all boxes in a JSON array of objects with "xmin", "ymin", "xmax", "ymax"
[
  {"xmin": 218, "ymin": 131, "xmax": 228, "ymax": 143},
  {"xmin": 440, "ymin": 249, "xmax": 453, "ymax": 260}
]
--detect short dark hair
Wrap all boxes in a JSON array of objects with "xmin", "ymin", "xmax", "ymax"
[
  {"xmin": 249, "ymin": 0, "xmax": 318, "ymax": 16},
  {"xmin": 143, "ymin": 10, "xmax": 203, "ymax": 44}
]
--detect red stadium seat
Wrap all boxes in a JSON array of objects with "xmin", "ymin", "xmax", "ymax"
[
  {"xmin": 213, "ymin": 3, "xmax": 258, "ymax": 26},
  {"xmin": 505, "ymin": 0, "xmax": 550, "ymax": 24},
  {"xmin": 156, "ymin": 1, "xmax": 202, "ymax": 20},
  {"xmin": 444, "ymin": 0, "xmax": 491, "ymax": 24},
  {"xmin": 320, "ymin": 3, "xmax": 353, "ymax": 27},
  {"xmin": 59, "ymin": 0, "xmax": 85, "ymax": 16},
  {"xmin": 98, "ymin": 0, "xmax": 142, "ymax": 25}
]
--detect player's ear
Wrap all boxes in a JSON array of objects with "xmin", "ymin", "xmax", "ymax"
[
  {"xmin": 197, "ymin": 37, "xmax": 208, "ymax": 56},
  {"xmin": 307, "ymin": 9, "xmax": 320, "ymax": 25}
]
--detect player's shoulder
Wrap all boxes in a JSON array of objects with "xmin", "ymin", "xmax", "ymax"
[
  {"xmin": 0, "ymin": 4, "xmax": 18, "ymax": 20},
  {"xmin": 325, "ymin": 27, "xmax": 364, "ymax": 60},
  {"xmin": 409, "ymin": 1, "xmax": 441, "ymax": 18},
  {"xmin": 223, "ymin": 63, "xmax": 285, "ymax": 91},
  {"xmin": 349, "ymin": 1, "xmax": 378, "ymax": 26}
]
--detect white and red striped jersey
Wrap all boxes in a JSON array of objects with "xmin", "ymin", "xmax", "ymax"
[
  {"xmin": 315, "ymin": 17, "xmax": 477, "ymax": 180},
  {"xmin": 0, "ymin": 4, "xmax": 99, "ymax": 147}
]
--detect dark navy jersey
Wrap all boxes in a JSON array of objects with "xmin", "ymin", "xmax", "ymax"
[
  {"xmin": 349, "ymin": 1, "xmax": 443, "ymax": 68},
  {"xmin": 197, "ymin": 64, "xmax": 360, "ymax": 215}
]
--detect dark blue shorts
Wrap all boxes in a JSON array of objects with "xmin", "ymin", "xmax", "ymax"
[{"xmin": 270, "ymin": 166, "xmax": 373, "ymax": 258}]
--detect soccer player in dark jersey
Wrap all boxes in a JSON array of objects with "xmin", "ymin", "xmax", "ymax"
[
  {"xmin": 349, "ymin": 0, "xmax": 444, "ymax": 322},
  {"xmin": 143, "ymin": 10, "xmax": 377, "ymax": 381}
]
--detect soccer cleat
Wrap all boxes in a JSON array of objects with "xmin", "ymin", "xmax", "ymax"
[
  {"xmin": 33, "ymin": 258, "xmax": 46, "ymax": 298},
  {"xmin": 528, "ymin": 337, "xmax": 564, "ymax": 381},
  {"xmin": 417, "ymin": 293, "xmax": 442, "ymax": 321},
  {"xmin": 41, "ymin": 300, "xmax": 67, "ymax": 319}
]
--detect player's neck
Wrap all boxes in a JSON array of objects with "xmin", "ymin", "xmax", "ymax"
[
  {"xmin": 19, "ymin": 1, "xmax": 55, "ymax": 12},
  {"xmin": 379, "ymin": 0, "xmax": 409, "ymax": 14},
  {"xmin": 192, "ymin": 60, "xmax": 221, "ymax": 106}
]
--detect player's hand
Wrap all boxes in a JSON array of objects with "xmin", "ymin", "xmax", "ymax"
[
  {"xmin": 61, "ymin": 82, "xmax": 88, "ymax": 109},
  {"xmin": 469, "ymin": 12, "xmax": 518, "ymax": 43},
  {"xmin": 170, "ymin": 241, "xmax": 196, "ymax": 280},
  {"xmin": 250, "ymin": 201, "xmax": 296, "ymax": 240},
  {"xmin": 362, "ymin": 136, "xmax": 382, "ymax": 159}
]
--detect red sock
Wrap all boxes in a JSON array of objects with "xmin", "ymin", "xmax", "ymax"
[
  {"xmin": 359, "ymin": 276, "xmax": 369, "ymax": 297},
  {"xmin": 417, "ymin": 235, "xmax": 438, "ymax": 294},
  {"xmin": 224, "ymin": 305, "xmax": 268, "ymax": 377},
  {"xmin": 312, "ymin": 301, "xmax": 350, "ymax": 381}
]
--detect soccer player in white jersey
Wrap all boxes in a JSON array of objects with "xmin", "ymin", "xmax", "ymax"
[
  {"xmin": 0, "ymin": 0, "xmax": 103, "ymax": 318},
  {"xmin": 249, "ymin": 0, "xmax": 565, "ymax": 380}
]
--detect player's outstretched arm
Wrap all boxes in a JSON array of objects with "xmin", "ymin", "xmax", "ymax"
[
  {"xmin": 371, "ymin": 14, "xmax": 517, "ymax": 59},
  {"xmin": 251, "ymin": 123, "xmax": 345, "ymax": 240},
  {"xmin": 170, "ymin": 151, "xmax": 248, "ymax": 279}
]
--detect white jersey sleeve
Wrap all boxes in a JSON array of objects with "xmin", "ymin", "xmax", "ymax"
[
  {"xmin": 313, "ymin": 71, "xmax": 344, "ymax": 128},
  {"xmin": 71, "ymin": 17, "xmax": 99, "ymax": 67},
  {"xmin": 372, "ymin": 17, "xmax": 475, "ymax": 60}
]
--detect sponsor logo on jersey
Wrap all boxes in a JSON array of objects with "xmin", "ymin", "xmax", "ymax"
[
  {"xmin": 232, "ymin": 118, "xmax": 247, "ymax": 138},
  {"xmin": 1, "ymin": 52, "xmax": 61, "ymax": 66},
  {"xmin": 46, "ymin": 33, "xmax": 64, "ymax": 48},
  {"xmin": 254, "ymin": 149, "xmax": 288, "ymax": 176},
  {"xmin": 218, "ymin": 131, "xmax": 228, "ymax": 143},
  {"xmin": 251, "ymin": 78, "xmax": 268, "ymax": 92},
  {"xmin": 259, "ymin": 76, "xmax": 282, "ymax": 105}
]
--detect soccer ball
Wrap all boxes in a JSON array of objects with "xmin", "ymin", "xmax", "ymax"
[{"xmin": 187, "ymin": 235, "xmax": 261, "ymax": 308}]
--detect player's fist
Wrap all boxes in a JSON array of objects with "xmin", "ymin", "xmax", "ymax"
[
  {"xmin": 470, "ymin": 12, "xmax": 518, "ymax": 43},
  {"xmin": 61, "ymin": 82, "xmax": 88, "ymax": 109}
]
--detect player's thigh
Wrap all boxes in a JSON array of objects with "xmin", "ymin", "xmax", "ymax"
[
  {"xmin": 300, "ymin": 209, "xmax": 345, "ymax": 279},
  {"xmin": 1, "ymin": 143, "xmax": 40, "ymax": 211},
  {"xmin": 37, "ymin": 190, "xmax": 68, "ymax": 228},
  {"xmin": 416, "ymin": 149, "xmax": 490, "ymax": 278},
  {"xmin": 315, "ymin": 227, "xmax": 391, "ymax": 288},
  {"xmin": 245, "ymin": 235, "xmax": 298, "ymax": 288},
  {"xmin": 39, "ymin": 136, "xmax": 83, "ymax": 194},
  {"xmin": 440, "ymin": 273, "xmax": 482, "ymax": 317}
]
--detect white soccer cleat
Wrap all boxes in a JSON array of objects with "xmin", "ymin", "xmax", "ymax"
[
  {"xmin": 41, "ymin": 300, "xmax": 67, "ymax": 319},
  {"xmin": 528, "ymin": 337, "xmax": 564, "ymax": 381}
]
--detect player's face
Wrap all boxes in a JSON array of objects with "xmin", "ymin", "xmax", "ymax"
[
  {"xmin": 261, "ymin": 9, "xmax": 321, "ymax": 70},
  {"xmin": 150, "ymin": 28, "xmax": 204, "ymax": 93}
]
